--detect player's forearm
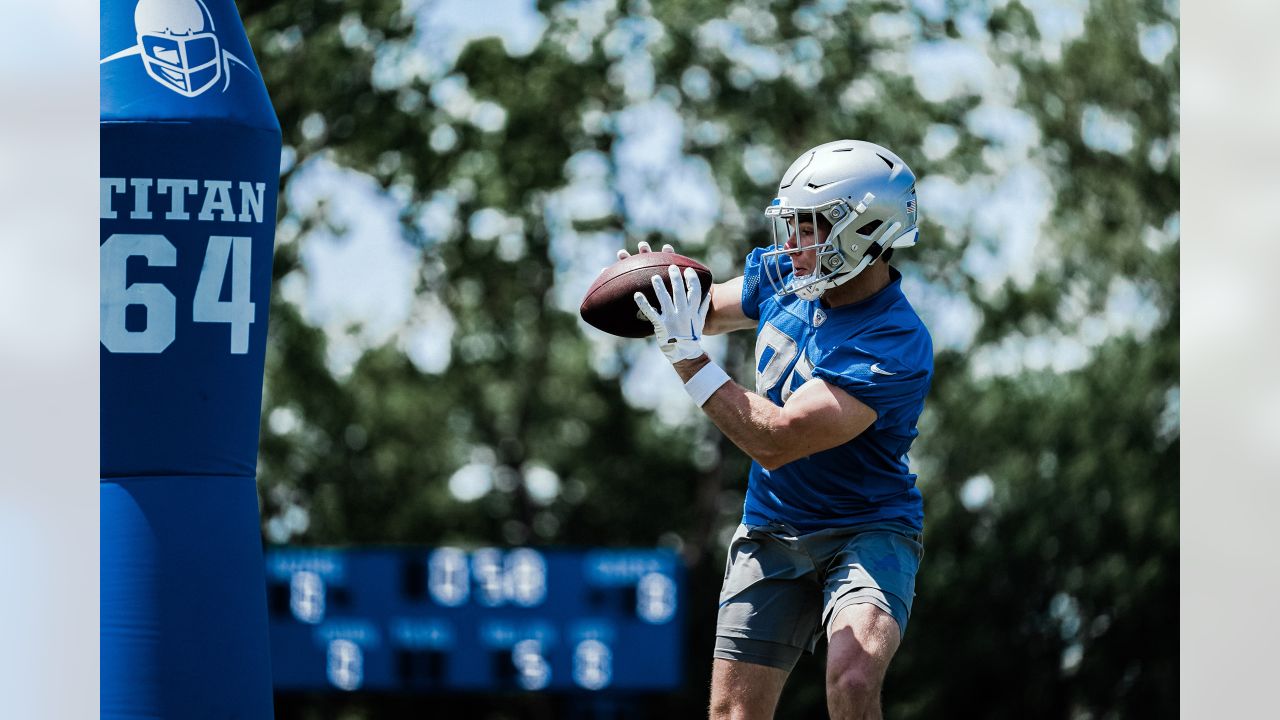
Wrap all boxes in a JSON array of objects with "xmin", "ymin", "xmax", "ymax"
[
  {"xmin": 707, "ymin": 386, "xmax": 800, "ymax": 471},
  {"xmin": 703, "ymin": 309, "xmax": 755, "ymax": 336},
  {"xmin": 703, "ymin": 278, "xmax": 755, "ymax": 336},
  {"xmin": 702, "ymin": 312, "xmax": 738, "ymax": 336},
  {"xmin": 674, "ymin": 355, "xmax": 795, "ymax": 470}
]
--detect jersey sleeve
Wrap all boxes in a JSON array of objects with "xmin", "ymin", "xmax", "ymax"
[
  {"xmin": 740, "ymin": 247, "xmax": 786, "ymax": 321},
  {"xmin": 810, "ymin": 328, "xmax": 932, "ymax": 426}
]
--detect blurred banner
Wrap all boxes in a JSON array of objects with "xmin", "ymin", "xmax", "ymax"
[{"xmin": 100, "ymin": 0, "xmax": 280, "ymax": 717}]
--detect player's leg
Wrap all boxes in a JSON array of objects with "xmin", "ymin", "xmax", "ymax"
[
  {"xmin": 712, "ymin": 523, "xmax": 823, "ymax": 719},
  {"xmin": 709, "ymin": 657, "xmax": 789, "ymax": 720},
  {"xmin": 815, "ymin": 523, "xmax": 925, "ymax": 720},
  {"xmin": 824, "ymin": 603, "xmax": 901, "ymax": 720}
]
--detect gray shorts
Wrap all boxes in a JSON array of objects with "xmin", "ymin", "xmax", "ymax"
[{"xmin": 713, "ymin": 520, "xmax": 924, "ymax": 672}]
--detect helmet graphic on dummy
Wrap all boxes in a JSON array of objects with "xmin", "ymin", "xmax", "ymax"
[{"xmin": 134, "ymin": 0, "xmax": 223, "ymax": 97}]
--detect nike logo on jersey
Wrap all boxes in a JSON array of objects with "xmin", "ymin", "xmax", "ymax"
[{"xmin": 870, "ymin": 363, "xmax": 896, "ymax": 376}]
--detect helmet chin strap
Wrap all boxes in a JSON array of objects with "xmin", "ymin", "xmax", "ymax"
[
  {"xmin": 794, "ymin": 281, "xmax": 827, "ymax": 302},
  {"xmin": 819, "ymin": 221, "xmax": 906, "ymax": 295}
]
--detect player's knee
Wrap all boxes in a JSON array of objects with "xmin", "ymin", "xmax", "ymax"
[
  {"xmin": 709, "ymin": 676, "xmax": 773, "ymax": 720},
  {"xmin": 708, "ymin": 674, "xmax": 736, "ymax": 720},
  {"xmin": 709, "ymin": 693, "xmax": 756, "ymax": 720},
  {"xmin": 708, "ymin": 694, "xmax": 734, "ymax": 720},
  {"xmin": 826, "ymin": 662, "xmax": 880, "ymax": 704}
]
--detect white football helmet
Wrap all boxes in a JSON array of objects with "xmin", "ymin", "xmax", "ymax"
[{"xmin": 762, "ymin": 140, "xmax": 919, "ymax": 301}]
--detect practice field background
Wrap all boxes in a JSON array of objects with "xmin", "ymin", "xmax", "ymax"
[
  {"xmin": 0, "ymin": 0, "xmax": 1221, "ymax": 718},
  {"xmin": 237, "ymin": 1, "xmax": 1178, "ymax": 717}
]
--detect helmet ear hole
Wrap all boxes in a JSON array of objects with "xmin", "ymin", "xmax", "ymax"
[{"xmin": 856, "ymin": 219, "xmax": 883, "ymax": 236}]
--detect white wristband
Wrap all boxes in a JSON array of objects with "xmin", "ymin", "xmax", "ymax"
[{"xmin": 684, "ymin": 362, "xmax": 731, "ymax": 407}]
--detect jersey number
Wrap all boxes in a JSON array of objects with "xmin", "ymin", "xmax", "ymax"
[
  {"xmin": 755, "ymin": 322, "xmax": 814, "ymax": 402},
  {"xmin": 101, "ymin": 233, "xmax": 255, "ymax": 355}
]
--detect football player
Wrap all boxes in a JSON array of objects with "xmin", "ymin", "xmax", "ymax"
[{"xmin": 628, "ymin": 140, "xmax": 931, "ymax": 720}]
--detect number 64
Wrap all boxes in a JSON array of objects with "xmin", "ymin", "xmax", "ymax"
[{"xmin": 100, "ymin": 233, "xmax": 256, "ymax": 355}]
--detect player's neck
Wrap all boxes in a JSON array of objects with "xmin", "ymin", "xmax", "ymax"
[{"xmin": 821, "ymin": 262, "xmax": 892, "ymax": 309}]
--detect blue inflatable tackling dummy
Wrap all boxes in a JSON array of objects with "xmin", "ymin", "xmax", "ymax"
[{"xmin": 100, "ymin": 1, "xmax": 280, "ymax": 716}]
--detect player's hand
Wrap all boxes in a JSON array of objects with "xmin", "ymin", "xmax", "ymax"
[
  {"xmin": 597, "ymin": 241, "xmax": 676, "ymax": 276},
  {"xmin": 617, "ymin": 240, "xmax": 675, "ymax": 261},
  {"xmin": 634, "ymin": 264, "xmax": 710, "ymax": 364}
]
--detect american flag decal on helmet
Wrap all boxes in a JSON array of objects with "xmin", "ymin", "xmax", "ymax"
[{"xmin": 906, "ymin": 198, "xmax": 916, "ymax": 214}]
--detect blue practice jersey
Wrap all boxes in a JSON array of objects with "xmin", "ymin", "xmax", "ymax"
[{"xmin": 738, "ymin": 247, "xmax": 933, "ymax": 533}]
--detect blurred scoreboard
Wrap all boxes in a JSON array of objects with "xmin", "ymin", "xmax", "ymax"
[{"xmin": 265, "ymin": 547, "xmax": 684, "ymax": 693}]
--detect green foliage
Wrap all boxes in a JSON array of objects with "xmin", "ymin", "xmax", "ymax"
[{"xmin": 241, "ymin": 0, "xmax": 1178, "ymax": 716}]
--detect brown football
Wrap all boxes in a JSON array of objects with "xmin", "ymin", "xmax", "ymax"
[{"xmin": 579, "ymin": 251, "xmax": 714, "ymax": 338}]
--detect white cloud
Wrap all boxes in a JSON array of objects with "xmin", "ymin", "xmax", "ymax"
[
  {"xmin": 448, "ymin": 462, "xmax": 494, "ymax": 502},
  {"xmin": 922, "ymin": 123, "xmax": 959, "ymax": 161},
  {"xmin": 910, "ymin": 0, "xmax": 948, "ymax": 24},
  {"xmin": 1139, "ymin": 23, "xmax": 1178, "ymax": 65},
  {"xmin": 902, "ymin": 272, "xmax": 981, "ymax": 353},
  {"xmin": 908, "ymin": 40, "xmax": 998, "ymax": 103},
  {"xmin": 400, "ymin": 296, "xmax": 456, "ymax": 375},
  {"xmin": 963, "ymin": 163, "xmax": 1055, "ymax": 295},
  {"xmin": 286, "ymin": 157, "xmax": 423, "ymax": 376},
  {"xmin": 1020, "ymin": 0, "xmax": 1089, "ymax": 62},
  {"xmin": 611, "ymin": 99, "xmax": 721, "ymax": 243},
  {"xmin": 412, "ymin": 0, "xmax": 548, "ymax": 65},
  {"xmin": 960, "ymin": 473, "xmax": 995, "ymax": 511},
  {"xmin": 1081, "ymin": 105, "xmax": 1136, "ymax": 155},
  {"xmin": 523, "ymin": 464, "xmax": 562, "ymax": 505},
  {"xmin": 966, "ymin": 104, "xmax": 1040, "ymax": 158}
]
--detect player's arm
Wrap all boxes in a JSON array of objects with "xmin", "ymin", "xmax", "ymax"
[
  {"xmin": 704, "ymin": 277, "xmax": 756, "ymax": 335},
  {"xmin": 634, "ymin": 264, "xmax": 875, "ymax": 469},
  {"xmin": 672, "ymin": 355, "xmax": 876, "ymax": 469}
]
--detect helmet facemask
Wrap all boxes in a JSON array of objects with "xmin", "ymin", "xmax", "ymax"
[{"xmin": 763, "ymin": 199, "xmax": 854, "ymax": 301}]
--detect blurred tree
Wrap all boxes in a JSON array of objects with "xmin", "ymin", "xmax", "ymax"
[{"xmin": 240, "ymin": 0, "xmax": 1177, "ymax": 717}]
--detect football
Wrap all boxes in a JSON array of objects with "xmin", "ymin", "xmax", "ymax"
[{"xmin": 580, "ymin": 251, "xmax": 714, "ymax": 338}]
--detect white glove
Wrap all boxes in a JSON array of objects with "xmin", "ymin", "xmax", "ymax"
[
  {"xmin": 616, "ymin": 241, "xmax": 674, "ymax": 261},
  {"xmin": 634, "ymin": 264, "xmax": 711, "ymax": 364}
]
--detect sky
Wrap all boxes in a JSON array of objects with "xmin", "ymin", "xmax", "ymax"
[{"xmin": 281, "ymin": 0, "xmax": 1171, "ymax": 424}]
